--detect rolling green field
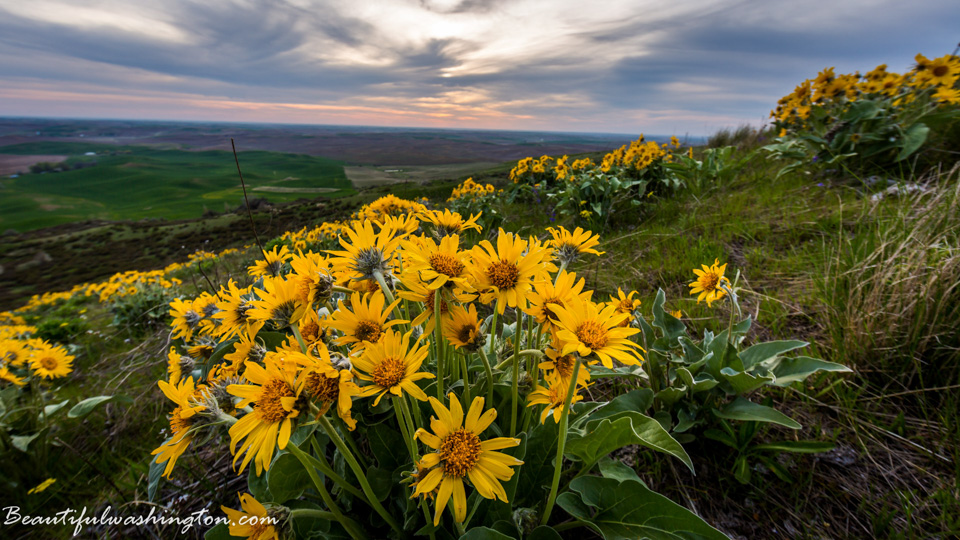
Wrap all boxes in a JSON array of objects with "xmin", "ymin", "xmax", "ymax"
[{"xmin": 0, "ymin": 142, "xmax": 353, "ymax": 231}]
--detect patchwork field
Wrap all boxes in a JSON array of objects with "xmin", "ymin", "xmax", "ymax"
[{"xmin": 0, "ymin": 141, "xmax": 353, "ymax": 232}]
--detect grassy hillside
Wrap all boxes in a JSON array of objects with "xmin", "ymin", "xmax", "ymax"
[{"xmin": 0, "ymin": 142, "xmax": 353, "ymax": 231}]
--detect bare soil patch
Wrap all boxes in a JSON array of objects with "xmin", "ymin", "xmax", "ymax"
[{"xmin": 0, "ymin": 154, "xmax": 68, "ymax": 175}]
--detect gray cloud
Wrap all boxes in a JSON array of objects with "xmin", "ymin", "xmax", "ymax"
[{"xmin": 0, "ymin": 0, "xmax": 958, "ymax": 134}]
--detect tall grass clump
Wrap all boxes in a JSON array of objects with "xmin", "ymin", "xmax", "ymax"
[
  {"xmin": 819, "ymin": 167, "xmax": 960, "ymax": 386},
  {"xmin": 706, "ymin": 124, "xmax": 768, "ymax": 150}
]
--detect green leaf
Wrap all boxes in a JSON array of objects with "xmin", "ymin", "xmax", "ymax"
[
  {"xmin": 719, "ymin": 367, "xmax": 774, "ymax": 394},
  {"xmin": 203, "ymin": 523, "xmax": 238, "ymax": 540},
  {"xmin": 651, "ymin": 289, "xmax": 686, "ymax": 346},
  {"xmin": 287, "ymin": 500, "xmax": 332, "ymax": 539},
  {"xmin": 147, "ymin": 452, "xmax": 166, "ymax": 502},
  {"xmin": 733, "ymin": 457, "xmax": 751, "ymax": 484},
  {"xmin": 769, "ymin": 356, "xmax": 851, "ymax": 386},
  {"xmin": 896, "ymin": 123, "xmax": 929, "ymax": 161},
  {"xmin": 567, "ymin": 412, "xmax": 693, "ymax": 473},
  {"xmin": 703, "ymin": 428, "xmax": 738, "ymax": 450},
  {"xmin": 68, "ymin": 395, "xmax": 129, "ymax": 418},
  {"xmin": 713, "ymin": 397, "xmax": 801, "ymax": 429},
  {"xmin": 753, "ymin": 441, "xmax": 834, "ymax": 453},
  {"xmin": 556, "ymin": 476, "xmax": 728, "ymax": 540},
  {"xmin": 583, "ymin": 389, "xmax": 653, "ymax": 427},
  {"xmin": 43, "ymin": 399, "xmax": 71, "ymax": 418},
  {"xmin": 598, "ymin": 457, "xmax": 646, "ymax": 487},
  {"xmin": 11, "ymin": 431, "xmax": 43, "ymax": 452},
  {"xmin": 676, "ymin": 367, "xmax": 718, "ymax": 393},
  {"xmin": 267, "ymin": 452, "xmax": 312, "ymax": 503},
  {"xmin": 654, "ymin": 387, "xmax": 686, "ymax": 406},
  {"xmin": 460, "ymin": 526, "xmax": 514, "ymax": 539},
  {"xmin": 248, "ymin": 463, "xmax": 270, "ymax": 501},
  {"xmin": 528, "ymin": 526, "xmax": 563, "ymax": 540},
  {"xmin": 738, "ymin": 340, "xmax": 808, "ymax": 369}
]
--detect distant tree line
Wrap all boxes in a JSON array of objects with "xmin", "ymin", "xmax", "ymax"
[{"xmin": 28, "ymin": 160, "xmax": 97, "ymax": 174}]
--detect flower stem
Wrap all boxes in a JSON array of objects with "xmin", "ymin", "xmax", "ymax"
[
  {"xmin": 478, "ymin": 349, "xmax": 495, "ymax": 404},
  {"xmin": 307, "ymin": 437, "xmax": 368, "ymax": 502},
  {"xmin": 318, "ymin": 416, "xmax": 402, "ymax": 534},
  {"xmin": 434, "ymin": 288, "xmax": 445, "ymax": 399},
  {"xmin": 540, "ymin": 356, "xmax": 581, "ymax": 526},
  {"xmin": 287, "ymin": 443, "xmax": 367, "ymax": 540},
  {"xmin": 510, "ymin": 311, "xmax": 522, "ymax": 436}
]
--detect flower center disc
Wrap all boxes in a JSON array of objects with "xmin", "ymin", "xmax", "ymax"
[
  {"xmin": 428, "ymin": 253, "xmax": 465, "ymax": 277},
  {"xmin": 488, "ymin": 260, "xmax": 520, "ymax": 290},
  {"xmin": 440, "ymin": 428, "xmax": 482, "ymax": 477},
  {"xmin": 370, "ymin": 356, "xmax": 406, "ymax": 389},
  {"xmin": 40, "ymin": 357, "xmax": 58, "ymax": 371},
  {"xmin": 932, "ymin": 65, "xmax": 948, "ymax": 77},
  {"xmin": 355, "ymin": 320, "xmax": 383, "ymax": 343},
  {"xmin": 699, "ymin": 272, "xmax": 720, "ymax": 291},
  {"xmin": 457, "ymin": 324, "xmax": 478, "ymax": 345},
  {"xmin": 576, "ymin": 320, "xmax": 609, "ymax": 351},
  {"xmin": 257, "ymin": 379, "xmax": 295, "ymax": 422},
  {"xmin": 306, "ymin": 372, "xmax": 340, "ymax": 402}
]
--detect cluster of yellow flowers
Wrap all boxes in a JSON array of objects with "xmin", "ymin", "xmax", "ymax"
[
  {"xmin": 447, "ymin": 177, "xmax": 497, "ymax": 202},
  {"xmin": 772, "ymin": 53, "xmax": 960, "ymax": 130},
  {"xmin": 601, "ymin": 136, "xmax": 677, "ymax": 173},
  {"xmin": 509, "ymin": 156, "xmax": 552, "ymax": 183},
  {"xmin": 0, "ymin": 320, "xmax": 75, "ymax": 385},
  {"xmin": 155, "ymin": 196, "xmax": 660, "ymax": 532},
  {"xmin": 11, "ymin": 245, "xmax": 253, "ymax": 314},
  {"xmin": 510, "ymin": 135, "xmax": 683, "ymax": 189}
]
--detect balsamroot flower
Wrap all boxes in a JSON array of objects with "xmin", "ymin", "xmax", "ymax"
[{"xmin": 413, "ymin": 394, "xmax": 523, "ymax": 526}]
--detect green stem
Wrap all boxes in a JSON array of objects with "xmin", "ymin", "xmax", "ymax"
[
  {"xmin": 495, "ymin": 349, "xmax": 545, "ymax": 370},
  {"xmin": 287, "ymin": 444, "xmax": 367, "ymax": 540},
  {"xmin": 510, "ymin": 311, "xmax": 522, "ymax": 436},
  {"xmin": 308, "ymin": 437, "xmax": 368, "ymax": 502},
  {"xmin": 478, "ymin": 349, "xmax": 495, "ymax": 405},
  {"xmin": 434, "ymin": 288, "xmax": 445, "ymax": 400},
  {"xmin": 290, "ymin": 324, "xmax": 308, "ymax": 353},
  {"xmin": 398, "ymin": 395, "xmax": 420, "ymax": 451},
  {"xmin": 460, "ymin": 353, "xmax": 471, "ymax": 408},
  {"xmin": 318, "ymin": 416, "xmax": 402, "ymax": 534},
  {"xmin": 373, "ymin": 270, "xmax": 406, "ymax": 325},
  {"xmin": 393, "ymin": 396, "xmax": 418, "ymax": 462},
  {"xmin": 540, "ymin": 356, "xmax": 582, "ymax": 526},
  {"xmin": 487, "ymin": 308, "xmax": 499, "ymax": 359},
  {"xmin": 289, "ymin": 508, "xmax": 338, "ymax": 522},
  {"xmin": 553, "ymin": 520, "xmax": 589, "ymax": 532}
]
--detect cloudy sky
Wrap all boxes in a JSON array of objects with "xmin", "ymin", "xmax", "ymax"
[{"xmin": 0, "ymin": 0, "xmax": 957, "ymax": 135}]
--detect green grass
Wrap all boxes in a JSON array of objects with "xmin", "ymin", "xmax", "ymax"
[{"xmin": 0, "ymin": 142, "xmax": 354, "ymax": 231}]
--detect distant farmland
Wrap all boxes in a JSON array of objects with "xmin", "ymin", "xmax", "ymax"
[{"xmin": 0, "ymin": 142, "xmax": 353, "ymax": 232}]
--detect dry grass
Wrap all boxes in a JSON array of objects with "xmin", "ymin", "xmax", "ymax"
[{"xmin": 819, "ymin": 167, "xmax": 960, "ymax": 386}]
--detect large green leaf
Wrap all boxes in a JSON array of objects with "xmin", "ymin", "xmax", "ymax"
[
  {"xmin": 753, "ymin": 441, "xmax": 834, "ymax": 453},
  {"xmin": 147, "ymin": 452, "xmax": 166, "ymax": 502},
  {"xmin": 68, "ymin": 395, "xmax": 130, "ymax": 418},
  {"xmin": 768, "ymin": 356, "xmax": 851, "ymax": 386},
  {"xmin": 738, "ymin": 340, "xmax": 807, "ymax": 369},
  {"xmin": 556, "ymin": 476, "xmax": 728, "ymax": 540},
  {"xmin": 651, "ymin": 289, "xmax": 686, "ymax": 347},
  {"xmin": 713, "ymin": 397, "xmax": 800, "ymax": 429},
  {"xmin": 896, "ymin": 123, "xmax": 929, "ymax": 161},
  {"xmin": 582, "ymin": 389, "xmax": 653, "ymax": 428},
  {"xmin": 203, "ymin": 523, "xmax": 238, "ymax": 540},
  {"xmin": 267, "ymin": 452, "xmax": 312, "ymax": 503},
  {"xmin": 719, "ymin": 367, "xmax": 774, "ymax": 394},
  {"xmin": 598, "ymin": 457, "xmax": 646, "ymax": 486},
  {"xmin": 566, "ymin": 412, "xmax": 693, "ymax": 473},
  {"xmin": 460, "ymin": 527, "xmax": 514, "ymax": 539},
  {"xmin": 527, "ymin": 526, "xmax": 563, "ymax": 540}
]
